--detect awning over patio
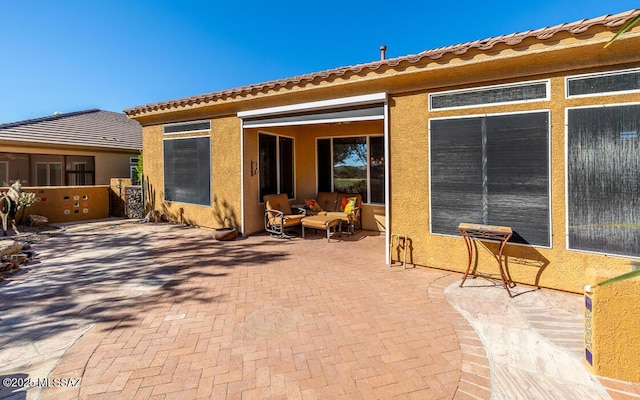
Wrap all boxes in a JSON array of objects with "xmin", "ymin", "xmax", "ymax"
[{"xmin": 237, "ymin": 93, "xmax": 386, "ymax": 128}]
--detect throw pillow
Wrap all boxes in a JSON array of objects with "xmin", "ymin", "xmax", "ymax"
[
  {"xmin": 340, "ymin": 196, "xmax": 350, "ymax": 212},
  {"xmin": 305, "ymin": 198, "xmax": 323, "ymax": 212},
  {"xmin": 344, "ymin": 197, "xmax": 357, "ymax": 214}
]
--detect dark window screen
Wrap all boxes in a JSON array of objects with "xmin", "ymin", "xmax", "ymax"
[
  {"xmin": 370, "ymin": 136, "xmax": 385, "ymax": 204},
  {"xmin": 279, "ymin": 137, "xmax": 294, "ymax": 199},
  {"xmin": 259, "ymin": 134, "xmax": 295, "ymax": 201},
  {"xmin": 567, "ymin": 105, "xmax": 640, "ymax": 257},
  {"xmin": 163, "ymin": 120, "xmax": 211, "ymax": 134},
  {"xmin": 163, "ymin": 137, "xmax": 210, "ymax": 205},
  {"xmin": 431, "ymin": 82, "xmax": 547, "ymax": 110},
  {"xmin": 259, "ymin": 134, "xmax": 277, "ymax": 201},
  {"xmin": 567, "ymin": 70, "xmax": 640, "ymax": 96},
  {"xmin": 317, "ymin": 139, "xmax": 332, "ymax": 192},
  {"xmin": 430, "ymin": 112, "xmax": 550, "ymax": 246}
]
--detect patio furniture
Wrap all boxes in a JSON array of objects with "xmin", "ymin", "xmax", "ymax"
[
  {"xmin": 263, "ymin": 194, "xmax": 305, "ymax": 238},
  {"xmin": 304, "ymin": 192, "xmax": 362, "ymax": 234},
  {"xmin": 458, "ymin": 222, "xmax": 515, "ymax": 297},
  {"xmin": 301, "ymin": 215, "xmax": 342, "ymax": 242}
]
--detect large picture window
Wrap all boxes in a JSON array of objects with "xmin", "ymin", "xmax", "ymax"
[
  {"xmin": 430, "ymin": 112, "xmax": 550, "ymax": 246},
  {"xmin": 567, "ymin": 104, "xmax": 640, "ymax": 257},
  {"xmin": 317, "ymin": 135, "xmax": 385, "ymax": 204},
  {"xmin": 163, "ymin": 136, "xmax": 211, "ymax": 206},
  {"xmin": 259, "ymin": 133, "xmax": 294, "ymax": 201}
]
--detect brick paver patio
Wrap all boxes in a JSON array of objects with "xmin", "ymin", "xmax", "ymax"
[
  {"xmin": 32, "ymin": 224, "xmax": 483, "ymax": 399},
  {"xmin": 3, "ymin": 222, "xmax": 638, "ymax": 399}
]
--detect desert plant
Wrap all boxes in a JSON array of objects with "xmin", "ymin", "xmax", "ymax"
[
  {"xmin": 17, "ymin": 192, "xmax": 41, "ymax": 224},
  {"xmin": 134, "ymin": 152, "xmax": 143, "ymax": 185}
]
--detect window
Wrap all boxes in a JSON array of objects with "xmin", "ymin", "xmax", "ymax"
[
  {"xmin": 66, "ymin": 156, "xmax": 95, "ymax": 185},
  {"xmin": 430, "ymin": 112, "xmax": 550, "ymax": 246},
  {"xmin": 430, "ymin": 80, "xmax": 549, "ymax": 110},
  {"xmin": 317, "ymin": 135, "xmax": 385, "ymax": 204},
  {"xmin": 163, "ymin": 120, "xmax": 211, "ymax": 134},
  {"xmin": 70, "ymin": 162, "xmax": 88, "ymax": 185},
  {"xmin": 130, "ymin": 165, "xmax": 139, "ymax": 185},
  {"xmin": 163, "ymin": 136, "xmax": 211, "ymax": 205},
  {"xmin": 0, "ymin": 161, "xmax": 7, "ymax": 186},
  {"xmin": 567, "ymin": 104, "xmax": 640, "ymax": 257},
  {"xmin": 36, "ymin": 162, "xmax": 62, "ymax": 186},
  {"xmin": 566, "ymin": 68, "xmax": 640, "ymax": 97},
  {"xmin": 259, "ymin": 133, "xmax": 294, "ymax": 201}
]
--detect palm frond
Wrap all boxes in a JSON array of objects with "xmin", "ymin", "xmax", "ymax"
[
  {"xmin": 605, "ymin": 14, "xmax": 640, "ymax": 48},
  {"xmin": 596, "ymin": 269, "xmax": 640, "ymax": 286}
]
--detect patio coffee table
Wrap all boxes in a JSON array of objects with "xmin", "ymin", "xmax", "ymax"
[{"xmin": 301, "ymin": 215, "xmax": 342, "ymax": 242}]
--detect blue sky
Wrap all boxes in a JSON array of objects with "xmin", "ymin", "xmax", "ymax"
[{"xmin": 0, "ymin": 1, "xmax": 638, "ymax": 123}]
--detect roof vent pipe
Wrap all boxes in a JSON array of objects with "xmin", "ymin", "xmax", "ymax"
[{"xmin": 380, "ymin": 45, "xmax": 387, "ymax": 61}]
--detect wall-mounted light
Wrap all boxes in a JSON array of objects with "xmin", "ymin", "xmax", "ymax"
[{"xmin": 250, "ymin": 160, "xmax": 259, "ymax": 176}]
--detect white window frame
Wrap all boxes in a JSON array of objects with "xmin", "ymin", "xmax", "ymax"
[
  {"xmin": 564, "ymin": 102, "xmax": 640, "ymax": 258},
  {"xmin": 130, "ymin": 165, "xmax": 137, "ymax": 182},
  {"xmin": 161, "ymin": 135, "xmax": 212, "ymax": 206},
  {"xmin": 163, "ymin": 120, "xmax": 211, "ymax": 135},
  {"xmin": 565, "ymin": 67, "xmax": 640, "ymax": 99},
  {"xmin": 315, "ymin": 134, "xmax": 385, "ymax": 205},
  {"xmin": 429, "ymin": 79, "xmax": 551, "ymax": 111},
  {"xmin": 428, "ymin": 109, "xmax": 553, "ymax": 248}
]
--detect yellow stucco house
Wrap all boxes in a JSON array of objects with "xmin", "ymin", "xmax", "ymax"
[{"xmin": 125, "ymin": 10, "xmax": 640, "ymax": 296}]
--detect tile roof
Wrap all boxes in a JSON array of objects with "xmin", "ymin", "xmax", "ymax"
[
  {"xmin": 125, "ymin": 9, "xmax": 640, "ymax": 117},
  {"xmin": 0, "ymin": 109, "xmax": 142, "ymax": 151}
]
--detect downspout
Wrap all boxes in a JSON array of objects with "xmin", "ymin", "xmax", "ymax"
[
  {"xmin": 384, "ymin": 94, "xmax": 390, "ymax": 265},
  {"xmin": 240, "ymin": 119, "xmax": 246, "ymax": 236}
]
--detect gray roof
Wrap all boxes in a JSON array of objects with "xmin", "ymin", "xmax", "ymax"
[{"xmin": 0, "ymin": 109, "xmax": 142, "ymax": 151}]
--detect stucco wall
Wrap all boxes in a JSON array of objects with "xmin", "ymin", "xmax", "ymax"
[
  {"xmin": 135, "ymin": 28, "xmax": 640, "ymax": 294},
  {"xmin": 142, "ymin": 116, "xmax": 242, "ymax": 230},
  {"xmin": 389, "ymin": 67, "xmax": 640, "ymax": 294},
  {"xmin": 585, "ymin": 269, "xmax": 640, "ymax": 383}
]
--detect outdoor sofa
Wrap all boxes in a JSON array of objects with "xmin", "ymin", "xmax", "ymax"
[{"xmin": 304, "ymin": 192, "xmax": 362, "ymax": 234}]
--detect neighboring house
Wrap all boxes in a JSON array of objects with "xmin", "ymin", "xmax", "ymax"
[
  {"xmin": 0, "ymin": 109, "xmax": 142, "ymax": 187},
  {"xmin": 125, "ymin": 10, "xmax": 640, "ymax": 294}
]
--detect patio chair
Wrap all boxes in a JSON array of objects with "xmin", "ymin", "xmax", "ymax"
[{"xmin": 263, "ymin": 194, "xmax": 305, "ymax": 238}]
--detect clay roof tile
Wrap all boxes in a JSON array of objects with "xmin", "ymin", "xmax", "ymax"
[{"xmin": 125, "ymin": 9, "xmax": 640, "ymax": 117}]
